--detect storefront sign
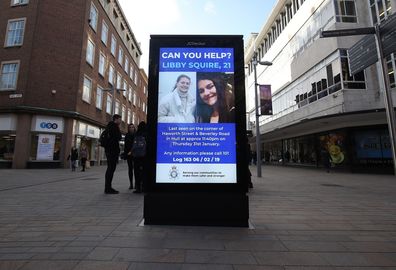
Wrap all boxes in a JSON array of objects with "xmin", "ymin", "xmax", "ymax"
[
  {"xmin": 156, "ymin": 47, "xmax": 237, "ymax": 184},
  {"xmin": 37, "ymin": 134, "xmax": 56, "ymax": 160},
  {"xmin": 33, "ymin": 116, "xmax": 64, "ymax": 133}
]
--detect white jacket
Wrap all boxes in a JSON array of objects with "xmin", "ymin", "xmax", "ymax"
[{"xmin": 158, "ymin": 90, "xmax": 196, "ymax": 123}]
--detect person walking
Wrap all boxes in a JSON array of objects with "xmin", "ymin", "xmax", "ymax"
[
  {"xmin": 79, "ymin": 144, "xmax": 88, "ymax": 172},
  {"xmin": 104, "ymin": 114, "xmax": 122, "ymax": 194},
  {"xmin": 123, "ymin": 124, "xmax": 136, "ymax": 190},
  {"xmin": 320, "ymin": 147, "xmax": 331, "ymax": 173},
  {"xmin": 132, "ymin": 121, "xmax": 147, "ymax": 193},
  {"xmin": 67, "ymin": 146, "xmax": 78, "ymax": 171}
]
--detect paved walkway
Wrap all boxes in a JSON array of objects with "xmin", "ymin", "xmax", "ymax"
[{"xmin": 1, "ymin": 165, "xmax": 396, "ymax": 270}]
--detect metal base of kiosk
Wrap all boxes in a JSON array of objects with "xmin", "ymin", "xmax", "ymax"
[{"xmin": 144, "ymin": 193, "xmax": 249, "ymax": 227}]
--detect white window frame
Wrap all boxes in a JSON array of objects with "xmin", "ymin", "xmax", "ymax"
[
  {"xmin": 123, "ymin": 79, "xmax": 128, "ymax": 97},
  {"xmin": 122, "ymin": 105, "xmax": 126, "ymax": 122},
  {"xmin": 11, "ymin": 0, "xmax": 29, "ymax": 6},
  {"xmin": 118, "ymin": 46, "xmax": 124, "ymax": 66},
  {"xmin": 115, "ymin": 100, "xmax": 121, "ymax": 115},
  {"xmin": 128, "ymin": 109, "xmax": 132, "ymax": 124},
  {"xmin": 82, "ymin": 75, "xmax": 92, "ymax": 103},
  {"xmin": 106, "ymin": 94, "xmax": 112, "ymax": 114},
  {"xmin": 89, "ymin": 2, "xmax": 98, "ymax": 32},
  {"xmin": 86, "ymin": 38, "xmax": 95, "ymax": 67},
  {"xmin": 111, "ymin": 34, "xmax": 117, "ymax": 57},
  {"xmin": 116, "ymin": 73, "xmax": 122, "ymax": 89},
  {"xmin": 101, "ymin": 20, "xmax": 108, "ymax": 45},
  {"xmin": 96, "ymin": 85, "xmax": 103, "ymax": 110},
  {"xmin": 4, "ymin": 18, "xmax": 26, "ymax": 47},
  {"xmin": 124, "ymin": 57, "xmax": 129, "ymax": 74},
  {"xmin": 108, "ymin": 64, "xmax": 114, "ymax": 85},
  {"xmin": 130, "ymin": 65, "xmax": 134, "ymax": 80},
  {"xmin": 128, "ymin": 86, "xmax": 133, "ymax": 102},
  {"xmin": 0, "ymin": 60, "xmax": 20, "ymax": 91},
  {"xmin": 99, "ymin": 52, "xmax": 106, "ymax": 77}
]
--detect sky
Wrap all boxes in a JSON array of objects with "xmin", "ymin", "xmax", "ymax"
[{"xmin": 117, "ymin": 0, "xmax": 278, "ymax": 72}]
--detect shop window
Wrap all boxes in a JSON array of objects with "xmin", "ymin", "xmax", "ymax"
[
  {"xmin": 30, "ymin": 134, "xmax": 62, "ymax": 161},
  {"xmin": 0, "ymin": 134, "xmax": 15, "ymax": 161}
]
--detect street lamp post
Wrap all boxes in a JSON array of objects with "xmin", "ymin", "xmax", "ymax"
[{"xmin": 251, "ymin": 52, "xmax": 272, "ymax": 178}]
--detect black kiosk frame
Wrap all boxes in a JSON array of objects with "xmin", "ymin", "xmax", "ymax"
[{"xmin": 144, "ymin": 35, "xmax": 249, "ymax": 227}]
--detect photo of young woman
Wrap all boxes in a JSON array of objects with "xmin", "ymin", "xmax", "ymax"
[
  {"xmin": 196, "ymin": 73, "xmax": 235, "ymax": 123},
  {"xmin": 158, "ymin": 73, "xmax": 196, "ymax": 123}
]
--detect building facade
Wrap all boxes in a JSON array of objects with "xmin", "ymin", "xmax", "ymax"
[
  {"xmin": 245, "ymin": 0, "xmax": 396, "ymax": 173},
  {"xmin": 0, "ymin": 0, "xmax": 148, "ymax": 169}
]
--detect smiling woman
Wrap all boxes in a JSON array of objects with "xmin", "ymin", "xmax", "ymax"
[{"xmin": 196, "ymin": 72, "xmax": 235, "ymax": 123}]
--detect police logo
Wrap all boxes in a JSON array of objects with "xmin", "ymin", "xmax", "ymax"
[{"xmin": 169, "ymin": 165, "xmax": 179, "ymax": 179}]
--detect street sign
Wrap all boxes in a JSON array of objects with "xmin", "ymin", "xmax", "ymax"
[
  {"xmin": 380, "ymin": 14, "xmax": 396, "ymax": 57},
  {"xmin": 348, "ymin": 35, "xmax": 378, "ymax": 76},
  {"xmin": 9, "ymin": 94, "xmax": 22, "ymax": 99},
  {"xmin": 320, "ymin": 27, "xmax": 375, "ymax": 38}
]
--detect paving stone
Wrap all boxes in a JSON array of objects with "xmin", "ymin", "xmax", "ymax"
[
  {"xmin": 0, "ymin": 261, "xmax": 27, "ymax": 270},
  {"xmin": 74, "ymin": 261, "xmax": 130, "ymax": 270},
  {"xmin": 86, "ymin": 247, "xmax": 120, "ymax": 261},
  {"xmin": 114, "ymin": 248, "xmax": 185, "ymax": 263},
  {"xmin": 185, "ymin": 250, "xmax": 257, "ymax": 265}
]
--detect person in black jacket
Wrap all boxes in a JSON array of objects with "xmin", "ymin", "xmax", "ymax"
[
  {"xmin": 123, "ymin": 124, "xmax": 136, "ymax": 190},
  {"xmin": 67, "ymin": 147, "xmax": 78, "ymax": 171},
  {"xmin": 104, "ymin": 114, "xmax": 122, "ymax": 194},
  {"xmin": 133, "ymin": 121, "xmax": 147, "ymax": 193}
]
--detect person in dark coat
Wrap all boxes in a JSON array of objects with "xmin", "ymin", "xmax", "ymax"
[
  {"xmin": 104, "ymin": 114, "xmax": 122, "ymax": 194},
  {"xmin": 68, "ymin": 146, "xmax": 78, "ymax": 171},
  {"xmin": 320, "ymin": 147, "xmax": 331, "ymax": 173},
  {"xmin": 133, "ymin": 121, "xmax": 147, "ymax": 193},
  {"xmin": 123, "ymin": 124, "xmax": 136, "ymax": 190}
]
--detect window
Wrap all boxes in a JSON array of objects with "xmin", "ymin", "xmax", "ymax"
[
  {"xmin": 128, "ymin": 86, "xmax": 133, "ymax": 102},
  {"xmin": 335, "ymin": 0, "xmax": 357, "ymax": 23},
  {"xmin": 115, "ymin": 100, "xmax": 120, "ymax": 115},
  {"xmin": 106, "ymin": 94, "xmax": 112, "ymax": 114},
  {"xmin": 130, "ymin": 66, "xmax": 134, "ymax": 80},
  {"xmin": 101, "ymin": 21, "xmax": 108, "ymax": 45},
  {"xmin": 11, "ymin": 0, "xmax": 29, "ymax": 6},
  {"xmin": 128, "ymin": 110, "xmax": 132, "ymax": 124},
  {"xmin": 108, "ymin": 64, "xmax": 114, "ymax": 85},
  {"xmin": 386, "ymin": 55, "xmax": 395, "ymax": 89},
  {"xmin": 89, "ymin": 3, "xmax": 98, "ymax": 31},
  {"xmin": 340, "ymin": 50, "xmax": 366, "ymax": 89},
  {"xmin": 0, "ymin": 61, "xmax": 19, "ymax": 90},
  {"xmin": 370, "ymin": 0, "xmax": 392, "ymax": 24},
  {"xmin": 5, "ymin": 19, "xmax": 26, "ymax": 47},
  {"xmin": 132, "ymin": 111, "xmax": 136, "ymax": 125},
  {"xmin": 133, "ymin": 92, "xmax": 137, "ymax": 106},
  {"xmin": 134, "ymin": 71, "xmax": 138, "ymax": 85},
  {"xmin": 86, "ymin": 39, "xmax": 95, "ymax": 66},
  {"xmin": 99, "ymin": 52, "xmax": 106, "ymax": 76},
  {"xmin": 124, "ymin": 57, "xmax": 129, "ymax": 74},
  {"xmin": 123, "ymin": 79, "xmax": 128, "ymax": 96},
  {"xmin": 96, "ymin": 86, "xmax": 103, "ymax": 109},
  {"xmin": 122, "ymin": 105, "xmax": 126, "ymax": 122},
  {"xmin": 116, "ymin": 73, "xmax": 122, "ymax": 89},
  {"xmin": 111, "ymin": 34, "xmax": 117, "ymax": 56},
  {"xmin": 82, "ymin": 76, "xmax": 92, "ymax": 103},
  {"xmin": 118, "ymin": 47, "xmax": 124, "ymax": 65}
]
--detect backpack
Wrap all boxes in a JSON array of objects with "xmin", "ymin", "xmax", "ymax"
[
  {"xmin": 132, "ymin": 135, "xmax": 146, "ymax": 157},
  {"xmin": 99, "ymin": 128, "xmax": 110, "ymax": 148}
]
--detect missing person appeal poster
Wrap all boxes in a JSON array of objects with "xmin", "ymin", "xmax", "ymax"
[{"xmin": 156, "ymin": 47, "xmax": 236, "ymax": 183}]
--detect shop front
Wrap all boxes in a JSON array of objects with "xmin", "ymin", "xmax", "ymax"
[
  {"xmin": 0, "ymin": 114, "xmax": 17, "ymax": 168},
  {"xmin": 261, "ymin": 126, "xmax": 392, "ymax": 173},
  {"xmin": 28, "ymin": 115, "xmax": 64, "ymax": 169},
  {"xmin": 73, "ymin": 120, "xmax": 102, "ymax": 166}
]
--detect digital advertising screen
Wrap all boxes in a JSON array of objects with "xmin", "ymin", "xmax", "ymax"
[{"xmin": 155, "ymin": 47, "xmax": 237, "ymax": 184}]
